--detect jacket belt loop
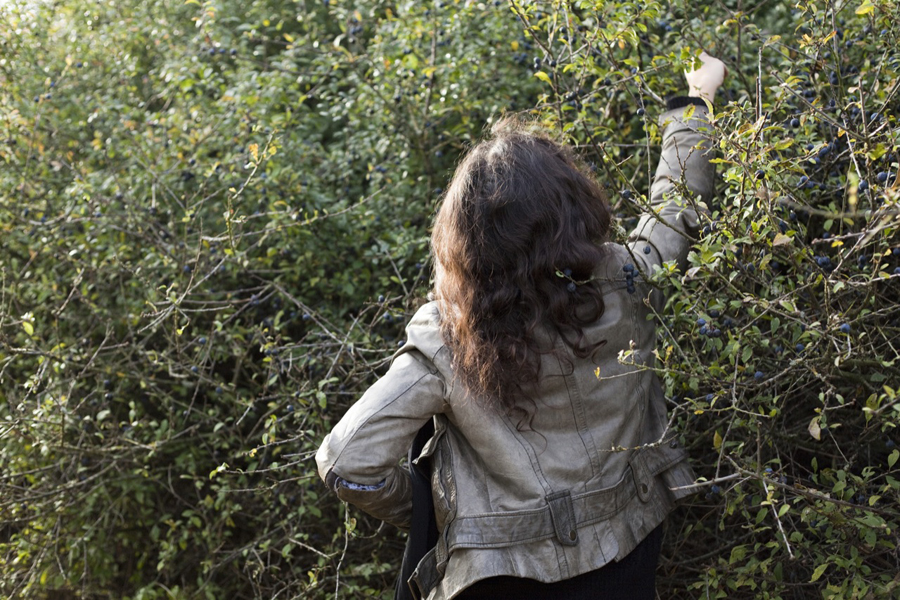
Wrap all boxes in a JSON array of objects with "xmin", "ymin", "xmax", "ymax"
[
  {"xmin": 434, "ymin": 524, "xmax": 450, "ymax": 576},
  {"xmin": 546, "ymin": 490, "xmax": 578, "ymax": 546},
  {"xmin": 629, "ymin": 449, "xmax": 654, "ymax": 503},
  {"xmin": 410, "ymin": 546, "xmax": 440, "ymax": 599}
]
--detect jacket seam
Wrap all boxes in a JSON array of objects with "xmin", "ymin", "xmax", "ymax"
[{"xmin": 555, "ymin": 350, "xmax": 602, "ymax": 480}]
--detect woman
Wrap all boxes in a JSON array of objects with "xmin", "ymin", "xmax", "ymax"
[{"xmin": 316, "ymin": 53, "xmax": 727, "ymax": 599}]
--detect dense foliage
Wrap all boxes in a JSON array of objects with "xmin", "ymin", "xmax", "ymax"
[{"xmin": 1, "ymin": 0, "xmax": 898, "ymax": 598}]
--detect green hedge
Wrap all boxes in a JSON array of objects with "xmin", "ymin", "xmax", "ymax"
[{"xmin": 1, "ymin": 0, "xmax": 898, "ymax": 598}]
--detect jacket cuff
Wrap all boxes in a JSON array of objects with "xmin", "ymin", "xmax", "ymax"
[{"xmin": 665, "ymin": 96, "xmax": 711, "ymax": 111}]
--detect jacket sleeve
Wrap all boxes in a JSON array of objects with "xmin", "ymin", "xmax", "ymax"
[
  {"xmin": 315, "ymin": 316, "xmax": 448, "ymax": 530},
  {"xmin": 627, "ymin": 97, "xmax": 716, "ymax": 275}
]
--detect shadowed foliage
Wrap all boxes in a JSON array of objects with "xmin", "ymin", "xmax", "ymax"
[{"xmin": 1, "ymin": 0, "xmax": 899, "ymax": 598}]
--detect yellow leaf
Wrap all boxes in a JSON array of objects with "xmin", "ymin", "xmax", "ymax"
[
  {"xmin": 772, "ymin": 233, "xmax": 792, "ymax": 246},
  {"xmin": 511, "ymin": 40, "xmax": 519, "ymax": 50},
  {"xmin": 284, "ymin": 33, "xmax": 294, "ymax": 43},
  {"xmin": 534, "ymin": 71, "xmax": 552, "ymax": 84},
  {"xmin": 856, "ymin": 2, "xmax": 875, "ymax": 15},
  {"xmin": 713, "ymin": 430, "xmax": 722, "ymax": 449},
  {"xmin": 683, "ymin": 104, "xmax": 695, "ymax": 121},
  {"xmin": 22, "ymin": 321, "xmax": 34, "ymax": 336},
  {"xmin": 808, "ymin": 416, "xmax": 821, "ymax": 441},
  {"xmin": 249, "ymin": 143, "xmax": 259, "ymax": 162}
]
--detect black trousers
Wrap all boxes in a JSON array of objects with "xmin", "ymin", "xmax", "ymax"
[{"xmin": 455, "ymin": 525, "xmax": 663, "ymax": 600}]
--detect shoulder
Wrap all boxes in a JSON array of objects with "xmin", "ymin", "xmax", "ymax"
[
  {"xmin": 593, "ymin": 242, "xmax": 638, "ymax": 282},
  {"xmin": 400, "ymin": 301, "xmax": 447, "ymax": 365}
]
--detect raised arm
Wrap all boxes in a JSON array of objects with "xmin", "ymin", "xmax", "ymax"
[{"xmin": 627, "ymin": 52, "xmax": 726, "ymax": 274}]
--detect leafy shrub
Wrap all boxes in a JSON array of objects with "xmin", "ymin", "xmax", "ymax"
[{"xmin": 0, "ymin": 0, "xmax": 898, "ymax": 598}]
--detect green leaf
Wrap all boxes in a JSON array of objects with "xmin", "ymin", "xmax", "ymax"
[
  {"xmin": 774, "ymin": 138, "xmax": 794, "ymax": 150},
  {"xmin": 889, "ymin": 449, "xmax": 899, "ymax": 468},
  {"xmin": 810, "ymin": 562, "xmax": 828, "ymax": 582},
  {"xmin": 22, "ymin": 321, "xmax": 33, "ymax": 336},
  {"xmin": 209, "ymin": 463, "xmax": 228, "ymax": 479}
]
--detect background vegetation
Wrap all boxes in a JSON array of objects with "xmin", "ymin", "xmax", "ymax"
[{"xmin": 1, "ymin": 0, "xmax": 898, "ymax": 598}]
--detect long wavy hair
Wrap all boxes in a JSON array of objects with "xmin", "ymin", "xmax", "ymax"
[{"xmin": 431, "ymin": 117, "xmax": 613, "ymax": 414}]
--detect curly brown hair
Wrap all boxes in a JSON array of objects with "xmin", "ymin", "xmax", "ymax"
[{"xmin": 431, "ymin": 117, "xmax": 613, "ymax": 415}]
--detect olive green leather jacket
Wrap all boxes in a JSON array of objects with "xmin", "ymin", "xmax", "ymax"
[{"xmin": 316, "ymin": 102, "xmax": 716, "ymax": 600}]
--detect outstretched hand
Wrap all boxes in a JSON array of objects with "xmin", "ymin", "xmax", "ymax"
[{"xmin": 684, "ymin": 51, "xmax": 728, "ymax": 101}]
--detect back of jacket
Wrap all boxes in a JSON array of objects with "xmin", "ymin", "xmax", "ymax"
[{"xmin": 315, "ymin": 102, "xmax": 716, "ymax": 600}]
